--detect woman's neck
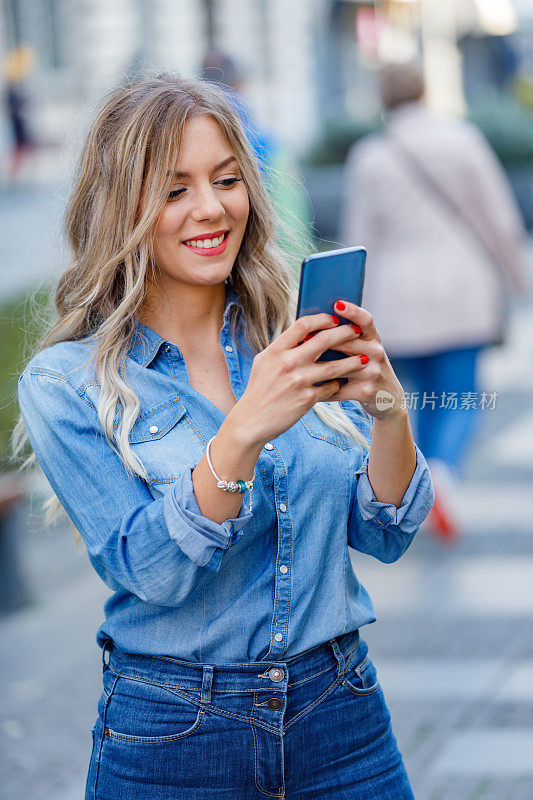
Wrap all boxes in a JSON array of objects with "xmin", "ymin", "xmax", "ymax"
[{"xmin": 137, "ymin": 281, "xmax": 227, "ymax": 352}]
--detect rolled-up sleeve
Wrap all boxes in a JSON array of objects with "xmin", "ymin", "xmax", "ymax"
[
  {"xmin": 18, "ymin": 369, "xmax": 253, "ymax": 605},
  {"xmin": 164, "ymin": 467, "xmax": 252, "ymax": 572},
  {"xmin": 348, "ymin": 443, "xmax": 434, "ymax": 563}
]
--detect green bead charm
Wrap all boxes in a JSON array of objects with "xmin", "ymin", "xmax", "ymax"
[{"xmin": 237, "ymin": 480, "xmax": 246, "ymax": 493}]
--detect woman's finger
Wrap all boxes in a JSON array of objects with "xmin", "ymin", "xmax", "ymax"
[
  {"xmin": 272, "ymin": 312, "xmax": 339, "ymax": 352},
  {"xmin": 301, "ymin": 321, "xmax": 361, "ymax": 359},
  {"xmin": 311, "ymin": 354, "xmax": 370, "ymax": 384},
  {"xmin": 332, "ymin": 300, "xmax": 379, "ymax": 340}
]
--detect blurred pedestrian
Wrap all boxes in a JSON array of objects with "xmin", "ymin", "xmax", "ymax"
[
  {"xmin": 3, "ymin": 45, "xmax": 36, "ymax": 181},
  {"xmin": 14, "ymin": 73, "xmax": 433, "ymax": 797},
  {"xmin": 341, "ymin": 61, "xmax": 526, "ymax": 541}
]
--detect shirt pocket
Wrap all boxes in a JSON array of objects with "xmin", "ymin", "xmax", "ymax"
[{"xmin": 127, "ymin": 396, "xmax": 206, "ymax": 488}]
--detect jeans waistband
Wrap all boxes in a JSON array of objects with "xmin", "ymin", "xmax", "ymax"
[{"xmin": 103, "ymin": 629, "xmax": 362, "ymax": 696}]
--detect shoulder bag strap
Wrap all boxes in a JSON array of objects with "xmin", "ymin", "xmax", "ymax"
[{"xmin": 386, "ymin": 132, "xmax": 507, "ymax": 284}]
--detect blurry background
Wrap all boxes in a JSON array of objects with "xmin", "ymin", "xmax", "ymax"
[{"xmin": 1, "ymin": 1, "xmax": 533, "ymax": 799}]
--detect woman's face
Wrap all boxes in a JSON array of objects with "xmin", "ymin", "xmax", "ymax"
[{"xmin": 150, "ymin": 115, "xmax": 250, "ymax": 291}]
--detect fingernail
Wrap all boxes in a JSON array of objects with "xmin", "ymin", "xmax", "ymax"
[
  {"xmin": 331, "ymin": 315, "xmax": 340, "ymax": 324},
  {"xmin": 352, "ymin": 324, "xmax": 361, "ymax": 334},
  {"xmin": 334, "ymin": 301, "xmax": 346, "ymax": 311},
  {"xmin": 359, "ymin": 354, "xmax": 369, "ymax": 365},
  {"xmin": 304, "ymin": 333, "xmax": 315, "ymax": 342}
]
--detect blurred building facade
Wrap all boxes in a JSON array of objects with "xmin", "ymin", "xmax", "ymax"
[{"xmin": 1, "ymin": 0, "xmax": 532, "ymax": 159}]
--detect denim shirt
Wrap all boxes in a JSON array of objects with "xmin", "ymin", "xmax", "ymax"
[{"xmin": 18, "ymin": 286, "xmax": 434, "ymax": 663}]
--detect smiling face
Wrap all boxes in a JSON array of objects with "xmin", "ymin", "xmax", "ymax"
[{"xmin": 149, "ymin": 114, "xmax": 249, "ymax": 295}]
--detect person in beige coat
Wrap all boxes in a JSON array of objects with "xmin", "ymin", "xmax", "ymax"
[{"xmin": 341, "ymin": 62, "xmax": 526, "ymax": 539}]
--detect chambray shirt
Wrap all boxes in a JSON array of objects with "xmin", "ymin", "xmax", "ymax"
[{"xmin": 18, "ymin": 286, "xmax": 434, "ymax": 663}]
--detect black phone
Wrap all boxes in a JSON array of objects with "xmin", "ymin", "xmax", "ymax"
[{"xmin": 295, "ymin": 246, "xmax": 366, "ymax": 386}]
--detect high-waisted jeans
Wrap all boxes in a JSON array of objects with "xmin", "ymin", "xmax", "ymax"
[{"xmin": 85, "ymin": 630, "xmax": 414, "ymax": 799}]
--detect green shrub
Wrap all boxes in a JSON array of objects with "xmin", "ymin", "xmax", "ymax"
[
  {"xmin": 467, "ymin": 94, "xmax": 533, "ymax": 168},
  {"xmin": 0, "ymin": 288, "xmax": 52, "ymax": 473},
  {"xmin": 304, "ymin": 116, "xmax": 382, "ymax": 166}
]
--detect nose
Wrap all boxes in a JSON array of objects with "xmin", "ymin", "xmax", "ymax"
[{"xmin": 190, "ymin": 183, "xmax": 225, "ymax": 223}]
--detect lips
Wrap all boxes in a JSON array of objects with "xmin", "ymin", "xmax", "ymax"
[{"xmin": 181, "ymin": 230, "xmax": 229, "ymax": 257}]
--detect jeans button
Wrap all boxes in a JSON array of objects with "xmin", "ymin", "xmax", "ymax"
[
  {"xmin": 267, "ymin": 697, "xmax": 283, "ymax": 710},
  {"xmin": 269, "ymin": 667, "xmax": 284, "ymax": 682}
]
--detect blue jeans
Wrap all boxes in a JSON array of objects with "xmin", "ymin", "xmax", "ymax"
[
  {"xmin": 86, "ymin": 631, "xmax": 414, "ymax": 799},
  {"xmin": 391, "ymin": 345, "xmax": 483, "ymax": 473}
]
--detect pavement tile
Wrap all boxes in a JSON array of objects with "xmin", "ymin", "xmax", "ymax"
[
  {"xmin": 432, "ymin": 730, "xmax": 533, "ymax": 775},
  {"xmin": 497, "ymin": 664, "xmax": 533, "ymax": 702},
  {"xmin": 376, "ymin": 658, "xmax": 504, "ymax": 700}
]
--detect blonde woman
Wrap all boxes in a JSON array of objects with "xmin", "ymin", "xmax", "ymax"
[{"xmin": 14, "ymin": 74, "xmax": 434, "ymax": 799}]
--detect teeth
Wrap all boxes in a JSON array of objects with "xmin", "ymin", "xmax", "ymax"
[{"xmin": 184, "ymin": 234, "xmax": 225, "ymax": 249}]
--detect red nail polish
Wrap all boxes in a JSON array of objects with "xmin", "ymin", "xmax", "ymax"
[
  {"xmin": 331, "ymin": 315, "xmax": 340, "ymax": 324},
  {"xmin": 304, "ymin": 333, "xmax": 315, "ymax": 342},
  {"xmin": 335, "ymin": 301, "xmax": 346, "ymax": 311},
  {"xmin": 359, "ymin": 354, "xmax": 369, "ymax": 365},
  {"xmin": 352, "ymin": 324, "xmax": 361, "ymax": 334}
]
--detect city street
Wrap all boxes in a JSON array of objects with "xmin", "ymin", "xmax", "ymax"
[{"xmin": 1, "ymin": 176, "xmax": 533, "ymax": 800}]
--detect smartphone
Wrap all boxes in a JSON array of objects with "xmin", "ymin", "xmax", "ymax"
[{"xmin": 295, "ymin": 246, "xmax": 366, "ymax": 386}]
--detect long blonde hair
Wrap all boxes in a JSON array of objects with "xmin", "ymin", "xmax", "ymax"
[{"xmin": 11, "ymin": 73, "xmax": 369, "ymax": 539}]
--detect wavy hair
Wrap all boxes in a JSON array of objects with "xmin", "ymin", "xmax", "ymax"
[{"xmin": 11, "ymin": 73, "xmax": 369, "ymax": 540}]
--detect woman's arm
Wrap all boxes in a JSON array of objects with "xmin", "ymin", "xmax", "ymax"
[
  {"xmin": 341, "ymin": 401, "xmax": 434, "ymax": 563},
  {"xmin": 17, "ymin": 368, "xmax": 257, "ymax": 604},
  {"xmin": 324, "ymin": 300, "xmax": 435, "ymax": 561},
  {"xmin": 367, "ymin": 408, "xmax": 416, "ymax": 507}
]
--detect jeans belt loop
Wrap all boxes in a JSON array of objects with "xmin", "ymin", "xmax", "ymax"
[
  {"xmin": 329, "ymin": 638, "xmax": 346, "ymax": 676},
  {"xmin": 201, "ymin": 665, "xmax": 214, "ymax": 704}
]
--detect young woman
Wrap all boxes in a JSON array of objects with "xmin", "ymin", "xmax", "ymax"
[{"xmin": 14, "ymin": 74, "xmax": 434, "ymax": 799}]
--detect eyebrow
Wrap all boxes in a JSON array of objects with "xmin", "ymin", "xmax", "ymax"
[{"xmin": 167, "ymin": 156, "xmax": 238, "ymax": 180}]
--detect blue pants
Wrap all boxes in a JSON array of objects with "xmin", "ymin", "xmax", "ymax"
[
  {"xmin": 391, "ymin": 345, "xmax": 483, "ymax": 473},
  {"xmin": 85, "ymin": 631, "xmax": 413, "ymax": 799}
]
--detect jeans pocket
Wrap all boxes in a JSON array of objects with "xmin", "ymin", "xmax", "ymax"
[
  {"xmin": 103, "ymin": 674, "xmax": 205, "ymax": 743},
  {"xmin": 343, "ymin": 655, "xmax": 381, "ymax": 696}
]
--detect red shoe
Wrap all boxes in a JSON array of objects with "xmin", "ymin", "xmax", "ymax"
[
  {"xmin": 427, "ymin": 459, "xmax": 462, "ymax": 543},
  {"xmin": 427, "ymin": 491, "xmax": 460, "ymax": 542}
]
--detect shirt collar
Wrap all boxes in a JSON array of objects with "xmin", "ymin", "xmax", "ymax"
[{"xmin": 128, "ymin": 285, "xmax": 240, "ymax": 367}]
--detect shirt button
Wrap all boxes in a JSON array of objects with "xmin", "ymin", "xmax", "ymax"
[
  {"xmin": 149, "ymin": 425, "xmax": 159, "ymax": 434},
  {"xmin": 268, "ymin": 667, "xmax": 285, "ymax": 682},
  {"xmin": 274, "ymin": 633, "xmax": 283, "ymax": 642},
  {"xmin": 279, "ymin": 564, "xmax": 288, "ymax": 574},
  {"xmin": 264, "ymin": 443, "xmax": 274, "ymax": 450},
  {"xmin": 225, "ymin": 345, "xmax": 233, "ymax": 352},
  {"xmin": 279, "ymin": 503, "xmax": 287, "ymax": 513}
]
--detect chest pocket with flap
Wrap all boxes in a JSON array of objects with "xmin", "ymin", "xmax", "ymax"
[{"xmin": 126, "ymin": 396, "xmax": 206, "ymax": 486}]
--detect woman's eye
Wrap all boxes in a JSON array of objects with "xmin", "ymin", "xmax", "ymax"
[
  {"xmin": 168, "ymin": 188, "xmax": 186, "ymax": 200},
  {"xmin": 215, "ymin": 177, "xmax": 242, "ymax": 188}
]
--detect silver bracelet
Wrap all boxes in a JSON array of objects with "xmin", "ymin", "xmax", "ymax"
[{"xmin": 206, "ymin": 436, "xmax": 254, "ymax": 512}]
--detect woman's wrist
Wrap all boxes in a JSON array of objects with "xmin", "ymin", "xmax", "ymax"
[
  {"xmin": 371, "ymin": 405, "xmax": 409, "ymax": 426},
  {"xmin": 224, "ymin": 402, "xmax": 268, "ymax": 451},
  {"xmin": 367, "ymin": 408, "xmax": 416, "ymax": 507},
  {"xmin": 191, "ymin": 416, "xmax": 263, "ymax": 526}
]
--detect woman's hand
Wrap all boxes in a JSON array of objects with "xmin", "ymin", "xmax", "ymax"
[
  {"xmin": 228, "ymin": 311, "xmax": 365, "ymax": 447},
  {"xmin": 324, "ymin": 300, "xmax": 406, "ymax": 421}
]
